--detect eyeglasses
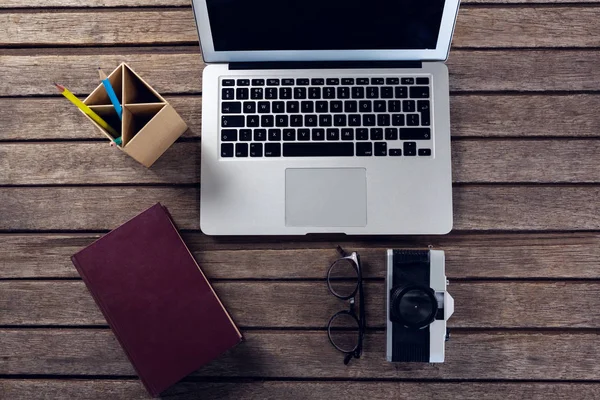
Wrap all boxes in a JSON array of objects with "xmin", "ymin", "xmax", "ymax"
[{"xmin": 326, "ymin": 246, "xmax": 366, "ymax": 365}]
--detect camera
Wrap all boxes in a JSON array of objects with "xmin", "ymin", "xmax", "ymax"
[{"xmin": 386, "ymin": 249, "xmax": 454, "ymax": 363}]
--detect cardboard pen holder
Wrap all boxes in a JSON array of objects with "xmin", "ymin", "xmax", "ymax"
[{"xmin": 82, "ymin": 63, "xmax": 187, "ymax": 167}]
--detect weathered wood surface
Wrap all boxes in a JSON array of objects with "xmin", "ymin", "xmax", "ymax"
[
  {"xmin": 3, "ymin": 329, "xmax": 600, "ymax": 380},
  {"xmin": 2, "ymin": 280, "xmax": 599, "ymax": 328},
  {"xmin": 1, "ymin": 233, "xmax": 599, "ymax": 279},
  {"xmin": 1, "ymin": 140, "xmax": 599, "ymax": 185},
  {"xmin": 4, "ymin": 49, "xmax": 600, "ymax": 97},
  {"xmin": 4, "ymin": 380, "xmax": 600, "ymax": 400},
  {"xmin": 2, "ymin": 1, "xmax": 600, "ymax": 399},
  {"xmin": 3, "ymin": 95, "xmax": 600, "ymax": 141},
  {"xmin": 2, "ymin": 8, "xmax": 600, "ymax": 48},
  {"xmin": 0, "ymin": 186, "xmax": 599, "ymax": 231}
]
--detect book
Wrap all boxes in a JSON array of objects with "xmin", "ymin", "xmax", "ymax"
[{"xmin": 71, "ymin": 203, "xmax": 242, "ymax": 396}]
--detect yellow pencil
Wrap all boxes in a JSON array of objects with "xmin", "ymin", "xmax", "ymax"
[{"xmin": 54, "ymin": 83, "xmax": 119, "ymax": 137}]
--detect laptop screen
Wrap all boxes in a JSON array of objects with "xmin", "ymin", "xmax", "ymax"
[{"xmin": 206, "ymin": 0, "xmax": 446, "ymax": 52}]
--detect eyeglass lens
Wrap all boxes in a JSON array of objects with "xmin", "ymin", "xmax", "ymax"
[
  {"xmin": 327, "ymin": 258, "xmax": 359, "ymax": 298},
  {"xmin": 328, "ymin": 311, "xmax": 361, "ymax": 353}
]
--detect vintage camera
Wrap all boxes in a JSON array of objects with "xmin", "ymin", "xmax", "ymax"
[{"xmin": 386, "ymin": 249, "xmax": 454, "ymax": 363}]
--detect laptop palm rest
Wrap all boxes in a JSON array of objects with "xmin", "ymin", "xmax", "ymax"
[{"xmin": 285, "ymin": 168, "xmax": 367, "ymax": 228}]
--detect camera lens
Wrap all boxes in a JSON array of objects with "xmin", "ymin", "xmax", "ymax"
[{"xmin": 390, "ymin": 285, "xmax": 437, "ymax": 329}]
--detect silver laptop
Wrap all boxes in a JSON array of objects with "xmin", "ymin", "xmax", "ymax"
[{"xmin": 192, "ymin": 0, "xmax": 460, "ymax": 235}]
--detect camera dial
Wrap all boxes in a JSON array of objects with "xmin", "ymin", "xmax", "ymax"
[{"xmin": 390, "ymin": 284, "xmax": 438, "ymax": 329}]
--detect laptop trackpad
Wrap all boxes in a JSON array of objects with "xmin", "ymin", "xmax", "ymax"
[{"xmin": 285, "ymin": 168, "xmax": 367, "ymax": 227}]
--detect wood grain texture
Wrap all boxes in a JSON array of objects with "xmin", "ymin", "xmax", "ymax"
[
  {"xmin": 1, "ymin": 233, "xmax": 599, "ymax": 279},
  {"xmin": 1, "ymin": 140, "xmax": 599, "ymax": 185},
  {"xmin": 0, "ymin": 186, "xmax": 599, "ymax": 231},
  {"xmin": 2, "ymin": 8, "xmax": 600, "ymax": 48},
  {"xmin": 2, "ymin": 95, "xmax": 600, "ymax": 141},
  {"xmin": 2, "ymin": 280, "xmax": 599, "ymax": 328},
  {"xmin": 3, "ymin": 380, "xmax": 600, "ymax": 400},
  {"xmin": 4, "ymin": 50, "xmax": 600, "ymax": 96},
  {"xmin": 2, "ymin": 329, "xmax": 600, "ymax": 380}
]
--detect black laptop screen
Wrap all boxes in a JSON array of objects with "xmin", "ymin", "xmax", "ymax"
[{"xmin": 205, "ymin": 0, "xmax": 446, "ymax": 52}]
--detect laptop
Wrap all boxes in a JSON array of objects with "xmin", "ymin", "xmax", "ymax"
[{"xmin": 192, "ymin": 0, "xmax": 460, "ymax": 235}]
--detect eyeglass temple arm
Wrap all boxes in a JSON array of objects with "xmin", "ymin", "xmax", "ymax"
[{"xmin": 336, "ymin": 245, "xmax": 347, "ymax": 257}]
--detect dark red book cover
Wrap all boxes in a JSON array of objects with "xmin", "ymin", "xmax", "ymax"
[{"xmin": 71, "ymin": 203, "xmax": 242, "ymax": 396}]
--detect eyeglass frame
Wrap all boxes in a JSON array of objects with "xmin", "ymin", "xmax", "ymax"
[{"xmin": 326, "ymin": 246, "xmax": 367, "ymax": 365}]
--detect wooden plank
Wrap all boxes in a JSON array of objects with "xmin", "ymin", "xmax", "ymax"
[
  {"xmin": 2, "ymin": 8, "xmax": 600, "ymax": 48},
  {"xmin": 1, "ymin": 140, "xmax": 598, "ymax": 185},
  {"xmin": 2, "ymin": 329, "xmax": 600, "ymax": 380},
  {"xmin": 2, "ymin": 281, "xmax": 599, "ymax": 328},
  {"xmin": 0, "ymin": 186, "xmax": 598, "ymax": 231},
  {"xmin": 3, "ymin": 95, "xmax": 600, "ymax": 141},
  {"xmin": 1, "ymin": 233, "xmax": 599, "ymax": 279},
  {"xmin": 3, "ymin": 50, "xmax": 600, "ymax": 97},
  {"xmin": 3, "ymin": 380, "xmax": 600, "ymax": 400}
]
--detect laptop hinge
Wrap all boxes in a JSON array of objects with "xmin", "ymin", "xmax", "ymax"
[{"xmin": 229, "ymin": 60, "xmax": 422, "ymax": 70}]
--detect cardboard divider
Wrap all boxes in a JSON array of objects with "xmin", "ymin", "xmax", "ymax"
[
  {"xmin": 87, "ymin": 105, "xmax": 122, "ymax": 140},
  {"xmin": 122, "ymin": 103, "xmax": 166, "ymax": 146},
  {"xmin": 85, "ymin": 66, "xmax": 123, "ymax": 106},
  {"xmin": 123, "ymin": 66, "xmax": 163, "ymax": 105}
]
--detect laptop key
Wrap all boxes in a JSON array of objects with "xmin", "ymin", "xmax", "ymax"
[
  {"xmin": 251, "ymin": 88, "xmax": 263, "ymax": 99},
  {"xmin": 280, "ymin": 87, "xmax": 292, "ymax": 99},
  {"xmin": 395, "ymin": 86, "xmax": 408, "ymax": 98},
  {"xmin": 326, "ymin": 78, "xmax": 339, "ymax": 85},
  {"xmin": 323, "ymin": 87, "xmax": 335, "ymax": 99},
  {"xmin": 334, "ymin": 114, "xmax": 346, "ymax": 126},
  {"xmin": 375, "ymin": 142, "xmax": 387, "ymax": 156},
  {"xmin": 290, "ymin": 115, "xmax": 303, "ymax": 127},
  {"xmin": 222, "ymin": 116, "xmax": 244, "ymax": 128},
  {"xmin": 221, "ymin": 143, "xmax": 234, "ymax": 157},
  {"xmin": 357, "ymin": 78, "xmax": 369, "ymax": 85},
  {"xmin": 377, "ymin": 114, "xmax": 390, "ymax": 126},
  {"xmin": 287, "ymin": 101, "xmax": 299, "ymax": 113},
  {"xmin": 356, "ymin": 128, "xmax": 369, "ymax": 140},
  {"xmin": 367, "ymin": 87, "xmax": 379, "ymax": 98},
  {"xmin": 305, "ymin": 114, "xmax": 318, "ymax": 127},
  {"xmin": 407, "ymin": 114, "xmax": 420, "ymax": 126},
  {"xmin": 319, "ymin": 115, "xmax": 332, "ymax": 126},
  {"xmin": 221, "ymin": 129, "xmax": 237, "ymax": 141},
  {"xmin": 222, "ymin": 79, "xmax": 235, "ymax": 86},
  {"xmin": 250, "ymin": 143, "xmax": 263, "ymax": 157},
  {"xmin": 236, "ymin": 88, "xmax": 249, "ymax": 100},
  {"xmin": 401, "ymin": 78, "xmax": 414, "ymax": 85},
  {"xmin": 296, "ymin": 78, "xmax": 309, "ymax": 85},
  {"xmin": 243, "ymin": 101, "xmax": 256, "ymax": 113},
  {"xmin": 261, "ymin": 115, "xmax": 274, "ymax": 127},
  {"xmin": 416, "ymin": 77, "xmax": 430, "ymax": 85},
  {"xmin": 275, "ymin": 115, "xmax": 288, "ymax": 127},
  {"xmin": 370, "ymin": 128, "xmax": 383, "ymax": 140},
  {"xmin": 403, "ymin": 100, "xmax": 416, "ymax": 112},
  {"xmin": 356, "ymin": 142, "xmax": 373, "ymax": 156},
  {"xmin": 337, "ymin": 87, "xmax": 350, "ymax": 99},
  {"xmin": 385, "ymin": 128, "xmax": 398, "ymax": 140},
  {"xmin": 345, "ymin": 100, "xmax": 358, "ymax": 113},
  {"xmin": 388, "ymin": 100, "xmax": 400, "ymax": 112},
  {"xmin": 342, "ymin": 128, "xmax": 354, "ymax": 140},
  {"xmin": 252, "ymin": 79, "xmax": 265, "ymax": 86},
  {"xmin": 392, "ymin": 114, "xmax": 405, "ymax": 126},
  {"xmin": 236, "ymin": 143, "xmax": 248, "ymax": 157},
  {"xmin": 294, "ymin": 87, "xmax": 307, "ymax": 99},
  {"xmin": 386, "ymin": 77, "xmax": 399, "ymax": 85},
  {"xmin": 222, "ymin": 102, "xmax": 241, "ymax": 113},
  {"xmin": 389, "ymin": 148, "xmax": 402, "ymax": 156},
  {"xmin": 246, "ymin": 115, "xmax": 259, "ymax": 127},
  {"xmin": 254, "ymin": 129, "xmax": 267, "ymax": 141},
  {"xmin": 419, "ymin": 148, "xmax": 432, "ymax": 156},
  {"xmin": 309, "ymin": 87, "xmax": 321, "ymax": 99},
  {"xmin": 301, "ymin": 101, "xmax": 314, "ymax": 113},
  {"xmin": 267, "ymin": 79, "xmax": 280, "ymax": 86},
  {"xmin": 417, "ymin": 100, "xmax": 430, "ymax": 112},
  {"xmin": 374, "ymin": 100, "xmax": 386, "ymax": 112},
  {"xmin": 316, "ymin": 101, "xmax": 328, "ymax": 113},
  {"xmin": 312, "ymin": 128, "xmax": 325, "ymax": 140},
  {"xmin": 363, "ymin": 114, "xmax": 376, "ymax": 126},
  {"xmin": 400, "ymin": 128, "xmax": 431, "ymax": 140},
  {"xmin": 265, "ymin": 143, "xmax": 281, "ymax": 157},
  {"xmin": 348, "ymin": 114, "xmax": 361, "ymax": 126},
  {"xmin": 258, "ymin": 101, "xmax": 270, "ymax": 113},
  {"xmin": 298, "ymin": 129, "xmax": 310, "ymax": 141},
  {"xmin": 421, "ymin": 111, "xmax": 431, "ymax": 126},
  {"xmin": 352, "ymin": 87, "xmax": 365, "ymax": 98},
  {"xmin": 381, "ymin": 87, "xmax": 394, "ymax": 98},
  {"xmin": 273, "ymin": 101, "xmax": 285, "ymax": 113},
  {"xmin": 222, "ymin": 88, "xmax": 234, "ymax": 100},
  {"xmin": 265, "ymin": 88, "xmax": 278, "ymax": 99},
  {"xmin": 410, "ymin": 86, "xmax": 430, "ymax": 99},
  {"xmin": 371, "ymin": 78, "xmax": 384, "ymax": 85},
  {"xmin": 283, "ymin": 129, "xmax": 296, "ymax": 141},
  {"xmin": 240, "ymin": 129, "xmax": 252, "ymax": 141},
  {"xmin": 311, "ymin": 78, "xmax": 324, "ymax": 85},
  {"xmin": 327, "ymin": 128, "xmax": 340, "ymax": 140},
  {"xmin": 282, "ymin": 79, "xmax": 294, "ymax": 86},
  {"xmin": 359, "ymin": 101, "xmax": 372, "ymax": 112},
  {"xmin": 404, "ymin": 141, "xmax": 417, "ymax": 156},
  {"xmin": 268, "ymin": 129, "xmax": 281, "ymax": 141},
  {"xmin": 237, "ymin": 79, "xmax": 250, "ymax": 86},
  {"xmin": 283, "ymin": 143, "xmax": 354, "ymax": 157}
]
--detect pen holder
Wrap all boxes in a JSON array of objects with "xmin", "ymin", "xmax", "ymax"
[{"xmin": 83, "ymin": 63, "xmax": 188, "ymax": 167}]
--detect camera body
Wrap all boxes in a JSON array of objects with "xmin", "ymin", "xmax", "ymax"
[{"xmin": 386, "ymin": 249, "xmax": 454, "ymax": 363}]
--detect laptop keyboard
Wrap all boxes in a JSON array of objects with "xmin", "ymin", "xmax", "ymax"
[{"xmin": 219, "ymin": 76, "xmax": 432, "ymax": 158}]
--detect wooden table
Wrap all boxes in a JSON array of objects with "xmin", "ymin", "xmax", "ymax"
[{"xmin": 2, "ymin": 1, "xmax": 600, "ymax": 399}]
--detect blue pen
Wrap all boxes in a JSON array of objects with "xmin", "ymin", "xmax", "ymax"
[{"xmin": 98, "ymin": 68, "xmax": 122, "ymax": 120}]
